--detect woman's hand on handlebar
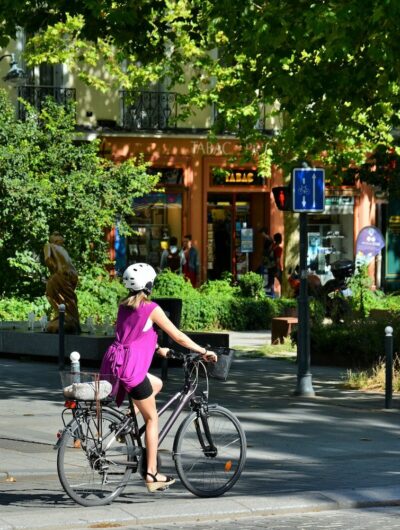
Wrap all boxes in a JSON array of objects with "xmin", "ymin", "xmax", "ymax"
[
  {"xmin": 202, "ymin": 350, "xmax": 217, "ymax": 363},
  {"xmin": 156, "ymin": 346, "xmax": 170, "ymax": 358},
  {"xmin": 165, "ymin": 348, "xmax": 217, "ymax": 362}
]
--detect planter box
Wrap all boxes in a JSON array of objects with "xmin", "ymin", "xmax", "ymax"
[
  {"xmin": 369, "ymin": 309, "xmax": 400, "ymax": 321},
  {"xmin": 0, "ymin": 328, "xmax": 229, "ymax": 368},
  {"xmin": 0, "ymin": 329, "xmax": 115, "ymax": 362}
]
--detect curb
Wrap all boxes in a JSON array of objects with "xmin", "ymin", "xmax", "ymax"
[{"xmin": 1, "ymin": 486, "xmax": 400, "ymax": 529}]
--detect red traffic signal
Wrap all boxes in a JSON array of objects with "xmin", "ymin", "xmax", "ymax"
[{"xmin": 272, "ymin": 186, "xmax": 292, "ymax": 211}]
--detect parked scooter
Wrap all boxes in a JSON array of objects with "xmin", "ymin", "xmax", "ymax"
[
  {"xmin": 322, "ymin": 259, "xmax": 354, "ymax": 297},
  {"xmin": 288, "ymin": 266, "xmax": 323, "ymax": 298},
  {"xmin": 288, "ymin": 259, "xmax": 355, "ymax": 322}
]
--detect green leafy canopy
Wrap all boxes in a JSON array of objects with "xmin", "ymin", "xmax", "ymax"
[{"xmin": 3, "ymin": 1, "xmax": 400, "ymax": 177}]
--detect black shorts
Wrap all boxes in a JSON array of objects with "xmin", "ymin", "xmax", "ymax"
[{"xmin": 129, "ymin": 376, "xmax": 153, "ymax": 401}]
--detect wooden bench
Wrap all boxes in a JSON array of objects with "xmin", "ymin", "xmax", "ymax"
[{"xmin": 271, "ymin": 317, "xmax": 298, "ymax": 344}]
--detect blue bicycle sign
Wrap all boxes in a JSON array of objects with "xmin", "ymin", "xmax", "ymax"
[{"xmin": 292, "ymin": 168, "xmax": 325, "ymax": 213}]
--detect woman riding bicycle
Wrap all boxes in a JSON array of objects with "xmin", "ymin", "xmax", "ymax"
[{"xmin": 100, "ymin": 263, "xmax": 217, "ymax": 493}]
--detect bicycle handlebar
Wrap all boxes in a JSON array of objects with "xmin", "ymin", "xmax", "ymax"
[
  {"xmin": 166, "ymin": 347, "xmax": 232, "ymax": 362},
  {"xmin": 166, "ymin": 349, "xmax": 203, "ymax": 361}
]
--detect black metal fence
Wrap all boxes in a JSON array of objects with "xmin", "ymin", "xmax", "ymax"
[
  {"xmin": 121, "ymin": 90, "xmax": 178, "ymax": 131},
  {"xmin": 17, "ymin": 86, "xmax": 76, "ymax": 121}
]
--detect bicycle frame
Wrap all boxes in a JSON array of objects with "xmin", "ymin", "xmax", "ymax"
[
  {"xmin": 57, "ymin": 355, "xmax": 214, "ymax": 454},
  {"xmin": 137, "ymin": 357, "xmax": 211, "ymax": 447}
]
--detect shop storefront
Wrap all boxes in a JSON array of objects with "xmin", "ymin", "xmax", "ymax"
[
  {"xmin": 206, "ymin": 167, "xmax": 271, "ymax": 279},
  {"xmin": 104, "ymin": 134, "xmax": 376, "ymax": 286},
  {"xmin": 205, "ymin": 149, "xmax": 282, "ymax": 279},
  {"xmin": 104, "ymin": 136, "xmax": 277, "ymax": 281}
]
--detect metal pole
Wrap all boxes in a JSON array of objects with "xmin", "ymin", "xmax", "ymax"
[
  {"xmin": 295, "ymin": 213, "xmax": 315, "ymax": 396},
  {"xmin": 385, "ymin": 326, "xmax": 393, "ymax": 409},
  {"xmin": 58, "ymin": 304, "xmax": 66, "ymax": 371}
]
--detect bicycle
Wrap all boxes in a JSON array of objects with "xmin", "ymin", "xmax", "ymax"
[{"xmin": 56, "ymin": 347, "xmax": 247, "ymax": 506}]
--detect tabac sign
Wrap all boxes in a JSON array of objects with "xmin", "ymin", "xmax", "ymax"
[{"xmin": 211, "ymin": 168, "xmax": 265, "ymax": 186}]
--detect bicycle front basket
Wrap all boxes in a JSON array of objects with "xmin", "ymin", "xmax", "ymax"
[{"xmin": 206, "ymin": 347, "xmax": 235, "ymax": 381}]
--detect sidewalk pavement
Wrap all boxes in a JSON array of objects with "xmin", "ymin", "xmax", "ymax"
[{"xmin": 1, "ymin": 330, "xmax": 400, "ymax": 529}]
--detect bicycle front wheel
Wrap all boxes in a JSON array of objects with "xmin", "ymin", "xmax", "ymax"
[
  {"xmin": 57, "ymin": 410, "xmax": 135, "ymax": 506},
  {"xmin": 173, "ymin": 405, "xmax": 246, "ymax": 497}
]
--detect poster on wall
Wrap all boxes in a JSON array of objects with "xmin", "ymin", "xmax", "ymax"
[
  {"xmin": 355, "ymin": 226, "xmax": 385, "ymax": 266},
  {"xmin": 240, "ymin": 228, "xmax": 253, "ymax": 253}
]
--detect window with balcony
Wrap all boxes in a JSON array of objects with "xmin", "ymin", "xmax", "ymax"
[
  {"xmin": 17, "ymin": 63, "xmax": 76, "ymax": 120},
  {"xmin": 121, "ymin": 90, "xmax": 178, "ymax": 131}
]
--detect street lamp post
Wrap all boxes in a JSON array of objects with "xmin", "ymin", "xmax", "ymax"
[{"xmin": 0, "ymin": 53, "xmax": 26, "ymax": 84}]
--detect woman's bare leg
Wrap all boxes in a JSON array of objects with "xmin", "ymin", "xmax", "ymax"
[
  {"xmin": 134, "ymin": 395, "xmax": 160, "ymax": 477},
  {"xmin": 133, "ymin": 373, "xmax": 170, "ymax": 483}
]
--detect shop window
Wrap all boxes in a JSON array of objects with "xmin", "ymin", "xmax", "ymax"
[
  {"xmin": 124, "ymin": 192, "xmax": 182, "ymax": 270},
  {"xmin": 308, "ymin": 212, "xmax": 354, "ymax": 285}
]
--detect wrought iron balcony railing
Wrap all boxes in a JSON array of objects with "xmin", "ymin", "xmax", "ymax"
[
  {"xmin": 17, "ymin": 86, "xmax": 76, "ymax": 120},
  {"xmin": 121, "ymin": 90, "xmax": 178, "ymax": 131}
]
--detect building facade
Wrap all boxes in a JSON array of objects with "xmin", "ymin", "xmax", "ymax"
[{"xmin": 0, "ymin": 43, "xmax": 386, "ymax": 288}]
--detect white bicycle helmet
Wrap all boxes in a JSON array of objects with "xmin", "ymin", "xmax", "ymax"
[{"xmin": 122, "ymin": 263, "xmax": 157, "ymax": 294}]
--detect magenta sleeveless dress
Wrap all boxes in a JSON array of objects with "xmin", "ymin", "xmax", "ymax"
[{"xmin": 100, "ymin": 301, "xmax": 158, "ymax": 406}]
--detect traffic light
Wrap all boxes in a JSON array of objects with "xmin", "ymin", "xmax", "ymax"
[{"xmin": 272, "ymin": 186, "xmax": 292, "ymax": 211}]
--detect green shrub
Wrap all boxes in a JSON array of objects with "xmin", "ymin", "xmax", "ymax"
[
  {"xmin": 221, "ymin": 297, "xmax": 279, "ymax": 330},
  {"xmin": 0, "ymin": 268, "xmax": 125, "ymax": 324},
  {"xmin": 274, "ymin": 297, "xmax": 298, "ymax": 316},
  {"xmin": 309, "ymin": 318, "xmax": 400, "ymax": 368},
  {"xmin": 199, "ymin": 276, "xmax": 238, "ymax": 297},
  {"xmin": 152, "ymin": 270, "xmax": 195, "ymax": 298},
  {"xmin": 76, "ymin": 267, "xmax": 126, "ymax": 323},
  {"xmin": 347, "ymin": 265, "xmax": 385, "ymax": 316},
  {"xmin": 152, "ymin": 271, "xmax": 233, "ymax": 330},
  {"xmin": 367, "ymin": 293, "xmax": 400, "ymax": 315},
  {"xmin": 150, "ymin": 269, "xmax": 291, "ymax": 330},
  {"xmin": 237, "ymin": 272, "xmax": 265, "ymax": 299},
  {"xmin": 0, "ymin": 264, "xmax": 300, "ymax": 332},
  {"xmin": 0, "ymin": 296, "xmax": 49, "ymax": 321}
]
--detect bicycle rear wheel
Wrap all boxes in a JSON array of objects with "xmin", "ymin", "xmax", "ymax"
[
  {"xmin": 173, "ymin": 405, "xmax": 246, "ymax": 497},
  {"xmin": 57, "ymin": 409, "xmax": 136, "ymax": 506}
]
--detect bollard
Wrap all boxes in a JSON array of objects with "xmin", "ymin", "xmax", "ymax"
[
  {"xmin": 58, "ymin": 304, "xmax": 66, "ymax": 371},
  {"xmin": 70, "ymin": 351, "xmax": 81, "ymax": 384},
  {"xmin": 385, "ymin": 326, "xmax": 394, "ymax": 409}
]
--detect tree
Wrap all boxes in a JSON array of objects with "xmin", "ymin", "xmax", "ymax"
[
  {"xmin": 3, "ymin": 1, "xmax": 400, "ymax": 178},
  {"xmin": 0, "ymin": 90, "xmax": 159, "ymax": 297}
]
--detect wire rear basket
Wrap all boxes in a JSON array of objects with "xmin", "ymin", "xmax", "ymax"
[
  {"xmin": 206, "ymin": 347, "xmax": 235, "ymax": 381},
  {"xmin": 60, "ymin": 371, "xmax": 115, "ymax": 401}
]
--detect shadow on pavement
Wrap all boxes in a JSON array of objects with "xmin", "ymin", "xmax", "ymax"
[{"xmin": 0, "ymin": 355, "xmax": 400, "ymax": 510}]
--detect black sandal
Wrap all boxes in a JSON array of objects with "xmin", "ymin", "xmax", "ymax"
[{"xmin": 145, "ymin": 471, "xmax": 175, "ymax": 493}]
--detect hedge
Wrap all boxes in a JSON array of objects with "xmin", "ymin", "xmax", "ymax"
[{"xmin": 0, "ymin": 269, "xmax": 295, "ymax": 331}]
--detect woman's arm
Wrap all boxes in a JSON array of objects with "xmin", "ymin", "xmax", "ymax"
[{"xmin": 150, "ymin": 306, "xmax": 216, "ymax": 360}]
